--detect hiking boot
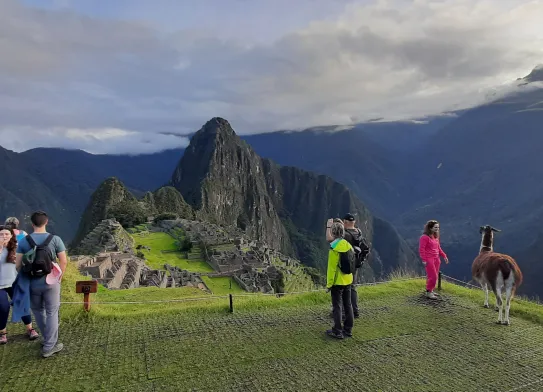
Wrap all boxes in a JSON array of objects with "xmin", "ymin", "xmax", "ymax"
[
  {"xmin": 426, "ymin": 291, "xmax": 438, "ymax": 300},
  {"xmin": 28, "ymin": 329, "xmax": 39, "ymax": 341},
  {"xmin": 325, "ymin": 329, "xmax": 344, "ymax": 339},
  {"xmin": 343, "ymin": 330, "xmax": 353, "ymax": 338},
  {"xmin": 42, "ymin": 343, "xmax": 64, "ymax": 358},
  {"xmin": 0, "ymin": 333, "xmax": 6, "ymax": 345}
]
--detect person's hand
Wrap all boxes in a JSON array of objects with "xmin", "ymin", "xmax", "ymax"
[
  {"xmin": 422, "ymin": 261, "xmax": 427, "ymax": 266},
  {"xmin": 444, "ymin": 257, "xmax": 449, "ymax": 264},
  {"xmin": 326, "ymin": 218, "xmax": 333, "ymax": 227},
  {"xmin": 326, "ymin": 288, "xmax": 331, "ymax": 293}
]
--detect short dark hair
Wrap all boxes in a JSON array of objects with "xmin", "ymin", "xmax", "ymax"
[
  {"xmin": 31, "ymin": 211, "xmax": 49, "ymax": 227},
  {"xmin": 343, "ymin": 213, "xmax": 355, "ymax": 222}
]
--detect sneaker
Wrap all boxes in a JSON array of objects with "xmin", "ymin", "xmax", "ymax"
[
  {"xmin": 42, "ymin": 343, "xmax": 64, "ymax": 358},
  {"xmin": 343, "ymin": 330, "xmax": 353, "ymax": 338},
  {"xmin": 0, "ymin": 333, "xmax": 6, "ymax": 345},
  {"xmin": 325, "ymin": 329, "xmax": 344, "ymax": 339},
  {"xmin": 28, "ymin": 329, "xmax": 39, "ymax": 341},
  {"xmin": 426, "ymin": 291, "xmax": 438, "ymax": 300}
]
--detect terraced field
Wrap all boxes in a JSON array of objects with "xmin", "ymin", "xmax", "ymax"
[
  {"xmin": 2, "ymin": 277, "xmax": 543, "ymax": 391},
  {"xmin": 272, "ymin": 258, "xmax": 316, "ymax": 292},
  {"xmin": 131, "ymin": 231, "xmax": 242, "ymax": 293}
]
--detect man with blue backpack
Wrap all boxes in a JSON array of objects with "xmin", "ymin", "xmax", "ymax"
[{"xmin": 16, "ymin": 211, "xmax": 67, "ymax": 358}]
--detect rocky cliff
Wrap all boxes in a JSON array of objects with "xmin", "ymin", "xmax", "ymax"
[
  {"xmin": 72, "ymin": 179, "xmax": 192, "ymax": 249},
  {"xmin": 72, "ymin": 177, "xmax": 138, "ymax": 248},
  {"xmin": 71, "ymin": 218, "xmax": 134, "ymax": 256},
  {"xmin": 171, "ymin": 118, "xmax": 291, "ymax": 253},
  {"xmin": 171, "ymin": 118, "xmax": 418, "ymax": 276}
]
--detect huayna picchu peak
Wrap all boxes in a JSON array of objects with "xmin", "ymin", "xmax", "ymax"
[{"xmin": 170, "ymin": 117, "xmax": 418, "ymax": 278}]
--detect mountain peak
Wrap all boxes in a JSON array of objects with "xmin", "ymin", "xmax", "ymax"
[
  {"xmin": 199, "ymin": 117, "xmax": 236, "ymax": 138},
  {"xmin": 523, "ymin": 64, "xmax": 543, "ymax": 83}
]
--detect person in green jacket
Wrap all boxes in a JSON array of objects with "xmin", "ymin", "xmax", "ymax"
[{"xmin": 326, "ymin": 221, "xmax": 354, "ymax": 339}]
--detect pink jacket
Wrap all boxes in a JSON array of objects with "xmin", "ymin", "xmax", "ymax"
[{"xmin": 419, "ymin": 235, "xmax": 447, "ymax": 262}]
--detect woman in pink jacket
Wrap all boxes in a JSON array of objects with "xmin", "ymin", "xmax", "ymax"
[{"xmin": 419, "ymin": 220, "xmax": 449, "ymax": 299}]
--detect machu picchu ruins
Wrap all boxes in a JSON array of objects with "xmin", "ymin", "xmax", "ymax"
[{"xmin": 69, "ymin": 216, "xmax": 320, "ymax": 295}]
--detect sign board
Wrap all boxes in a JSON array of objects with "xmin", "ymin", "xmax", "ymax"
[{"xmin": 76, "ymin": 280, "xmax": 98, "ymax": 294}]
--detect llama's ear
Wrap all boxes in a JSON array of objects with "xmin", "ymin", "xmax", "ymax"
[
  {"xmin": 479, "ymin": 226, "xmax": 484, "ymax": 233},
  {"xmin": 491, "ymin": 227, "xmax": 501, "ymax": 232}
]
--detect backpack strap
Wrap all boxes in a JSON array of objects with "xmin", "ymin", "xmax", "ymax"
[
  {"xmin": 41, "ymin": 234, "xmax": 55, "ymax": 247},
  {"xmin": 26, "ymin": 235, "xmax": 37, "ymax": 248}
]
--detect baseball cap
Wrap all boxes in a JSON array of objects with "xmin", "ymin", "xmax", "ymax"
[{"xmin": 343, "ymin": 213, "xmax": 355, "ymax": 221}]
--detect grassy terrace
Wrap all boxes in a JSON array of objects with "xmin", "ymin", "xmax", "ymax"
[
  {"xmin": 131, "ymin": 231, "xmax": 243, "ymax": 294},
  {"xmin": 1, "ymin": 262, "xmax": 543, "ymax": 391}
]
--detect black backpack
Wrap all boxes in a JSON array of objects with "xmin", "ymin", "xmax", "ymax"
[
  {"xmin": 338, "ymin": 248, "xmax": 357, "ymax": 274},
  {"xmin": 344, "ymin": 228, "xmax": 370, "ymax": 267},
  {"xmin": 21, "ymin": 234, "xmax": 55, "ymax": 277}
]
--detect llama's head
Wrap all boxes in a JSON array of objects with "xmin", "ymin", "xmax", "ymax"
[
  {"xmin": 479, "ymin": 225, "xmax": 500, "ymax": 234},
  {"xmin": 479, "ymin": 225, "xmax": 500, "ymax": 252}
]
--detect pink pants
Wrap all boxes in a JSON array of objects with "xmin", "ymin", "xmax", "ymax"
[{"xmin": 424, "ymin": 257, "xmax": 441, "ymax": 292}]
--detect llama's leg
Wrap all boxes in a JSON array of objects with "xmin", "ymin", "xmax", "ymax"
[
  {"xmin": 504, "ymin": 284, "xmax": 513, "ymax": 326},
  {"xmin": 495, "ymin": 287, "xmax": 503, "ymax": 324},
  {"xmin": 483, "ymin": 283, "xmax": 490, "ymax": 308}
]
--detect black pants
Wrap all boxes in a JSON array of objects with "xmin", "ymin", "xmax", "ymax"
[{"xmin": 331, "ymin": 284, "xmax": 354, "ymax": 334}]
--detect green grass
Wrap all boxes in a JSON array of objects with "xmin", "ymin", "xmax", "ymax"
[
  {"xmin": 201, "ymin": 276, "xmax": 244, "ymax": 295},
  {"xmin": 132, "ymin": 231, "xmax": 213, "ymax": 272},
  {"xmin": 2, "ymin": 273, "xmax": 543, "ymax": 391}
]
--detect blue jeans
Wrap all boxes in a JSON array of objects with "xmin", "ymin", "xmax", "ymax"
[
  {"xmin": 29, "ymin": 277, "xmax": 60, "ymax": 352},
  {"xmin": 0, "ymin": 287, "xmax": 32, "ymax": 330}
]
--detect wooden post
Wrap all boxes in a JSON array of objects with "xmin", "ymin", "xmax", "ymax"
[
  {"xmin": 76, "ymin": 281, "xmax": 98, "ymax": 312},
  {"xmin": 229, "ymin": 294, "xmax": 233, "ymax": 313},
  {"xmin": 438, "ymin": 272, "xmax": 442, "ymax": 291}
]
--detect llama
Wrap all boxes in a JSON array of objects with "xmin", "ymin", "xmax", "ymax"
[{"xmin": 471, "ymin": 225, "xmax": 523, "ymax": 325}]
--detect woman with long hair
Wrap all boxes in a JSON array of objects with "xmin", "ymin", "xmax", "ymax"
[
  {"xmin": 0, "ymin": 225, "xmax": 39, "ymax": 344},
  {"xmin": 419, "ymin": 220, "xmax": 449, "ymax": 299}
]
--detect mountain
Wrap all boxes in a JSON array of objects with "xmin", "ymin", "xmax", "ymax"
[
  {"xmin": 242, "ymin": 128, "xmax": 406, "ymax": 219},
  {"xmin": 72, "ymin": 179, "xmax": 193, "ymax": 249},
  {"xmin": 0, "ymin": 147, "xmax": 182, "ymax": 241},
  {"xmin": 171, "ymin": 117, "xmax": 418, "ymax": 274},
  {"xmin": 0, "ymin": 146, "xmax": 73, "ymax": 236},
  {"xmin": 71, "ymin": 177, "xmax": 140, "ymax": 248}
]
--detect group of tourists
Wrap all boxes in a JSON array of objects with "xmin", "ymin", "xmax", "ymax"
[
  {"xmin": 0, "ymin": 211, "xmax": 67, "ymax": 358},
  {"xmin": 1, "ymin": 209, "xmax": 448, "ymax": 349},
  {"xmin": 324, "ymin": 214, "xmax": 448, "ymax": 339}
]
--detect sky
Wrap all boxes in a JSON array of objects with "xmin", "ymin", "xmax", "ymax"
[{"xmin": 1, "ymin": 0, "xmax": 543, "ymax": 154}]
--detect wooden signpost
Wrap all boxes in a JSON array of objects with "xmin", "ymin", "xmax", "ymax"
[{"xmin": 75, "ymin": 280, "xmax": 98, "ymax": 311}]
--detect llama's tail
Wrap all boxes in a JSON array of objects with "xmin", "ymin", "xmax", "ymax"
[{"xmin": 501, "ymin": 257, "xmax": 523, "ymax": 291}]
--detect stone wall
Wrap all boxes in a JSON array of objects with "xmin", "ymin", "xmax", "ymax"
[{"xmin": 72, "ymin": 219, "xmax": 134, "ymax": 256}]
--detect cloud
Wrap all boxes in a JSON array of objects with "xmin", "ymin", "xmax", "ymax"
[
  {"xmin": 0, "ymin": 126, "xmax": 189, "ymax": 155},
  {"xmin": 1, "ymin": 0, "xmax": 543, "ymax": 153}
]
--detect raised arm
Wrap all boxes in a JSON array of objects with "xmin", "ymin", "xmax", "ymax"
[{"xmin": 325, "ymin": 218, "xmax": 334, "ymax": 242}]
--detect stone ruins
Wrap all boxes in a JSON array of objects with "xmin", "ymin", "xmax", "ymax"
[
  {"xmin": 71, "ymin": 217, "xmax": 318, "ymax": 294},
  {"xmin": 72, "ymin": 253, "xmax": 211, "ymax": 291},
  {"xmin": 72, "ymin": 219, "xmax": 134, "ymax": 256},
  {"xmin": 158, "ymin": 219, "xmax": 307, "ymax": 294}
]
